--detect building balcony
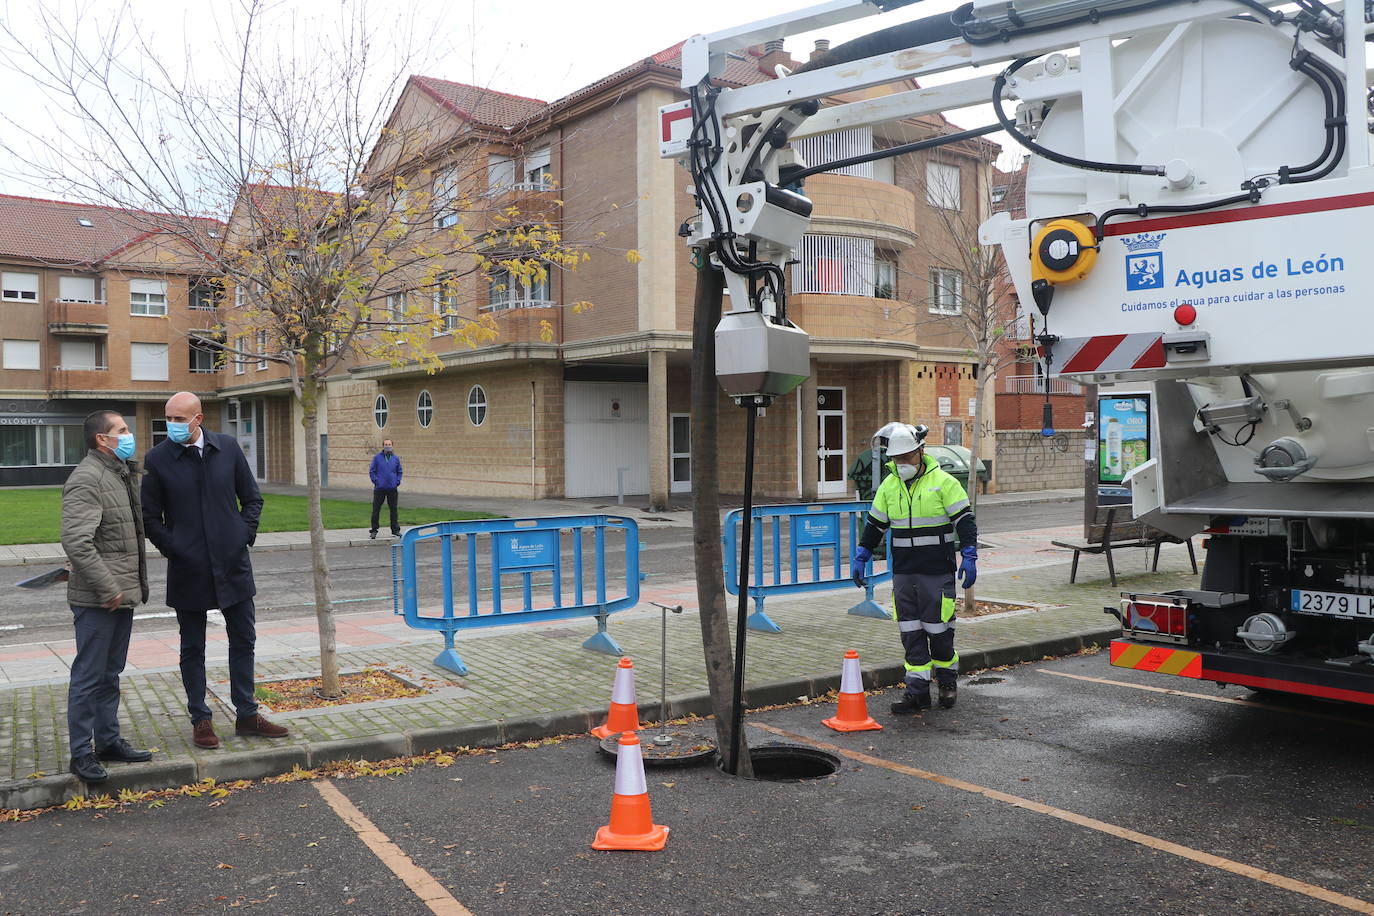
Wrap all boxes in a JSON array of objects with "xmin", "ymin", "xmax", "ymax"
[
  {"xmin": 488, "ymin": 300, "xmax": 561, "ymax": 345},
  {"xmin": 476, "ymin": 186, "xmax": 562, "ymax": 232},
  {"xmin": 804, "ymin": 174, "xmax": 919, "ymax": 248},
  {"xmin": 47, "ymin": 365, "xmax": 110, "ymax": 393},
  {"xmin": 788, "ymin": 293, "xmax": 910, "ymax": 340},
  {"xmin": 47, "ymin": 299, "xmax": 109, "ymax": 335}
]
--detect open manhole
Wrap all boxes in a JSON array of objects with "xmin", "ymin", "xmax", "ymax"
[
  {"xmin": 969, "ymin": 676, "xmax": 1005, "ymax": 685},
  {"xmin": 721, "ymin": 744, "xmax": 840, "ymax": 782}
]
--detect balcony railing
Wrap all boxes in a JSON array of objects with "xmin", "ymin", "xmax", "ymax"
[
  {"xmin": 481, "ymin": 297, "xmax": 554, "ymax": 313},
  {"xmin": 47, "ymin": 299, "xmax": 109, "ymax": 334},
  {"xmin": 1002, "ymin": 374, "xmax": 1084, "ymax": 395}
]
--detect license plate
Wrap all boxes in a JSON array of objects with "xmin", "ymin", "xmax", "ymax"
[{"xmin": 1290, "ymin": 589, "xmax": 1374, "ymax": 618}]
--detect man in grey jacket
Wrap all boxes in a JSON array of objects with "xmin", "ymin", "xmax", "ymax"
[{"xmin": 60, "ymin": 409, "xmax": 153, "ymax": 784}]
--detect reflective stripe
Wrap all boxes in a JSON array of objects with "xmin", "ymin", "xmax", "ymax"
[
  {"xmin": 892, "ymin": 534, "xmax": 954, "ymax": 547},
  {"xmin": 931, "ymin": 653, "xmax": 960, "ymax": 670},
  {"xmin": 922, "ymin": 621, "xmax": 952, "ymax": 635},
  {"xmin": 945, "ymin": 499, "xmax": 970, "ymax": 516},
  {"xmin": 889, "ymin": 515, "xmax": 949, "ymax": 528},
  {"xmin": 898, "ymin": 620, "xmax": 924, "ymax": 633},
  {"xmin": 903, "ymin": 663, "xmax": 932, "ymax": 679},
  {"xmin": 868, "ymin": 509, "xmax": 889, "ymax": 523}
]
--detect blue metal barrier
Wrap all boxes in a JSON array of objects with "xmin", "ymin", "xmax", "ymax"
[
  {"xmin": 723, "ymin": 501, "xmax": 892, "ymax": 632},
  {"xmin": 391, "ymin": 515, "xmax": 640, "ymax": 675}
]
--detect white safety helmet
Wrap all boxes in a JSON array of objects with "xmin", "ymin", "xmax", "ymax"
[{"xmin": 883, "ymin": 423, "xmax": 928, "ymax": 458}]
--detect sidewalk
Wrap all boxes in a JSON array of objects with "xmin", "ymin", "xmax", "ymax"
[
  {"xmin": 0, "ymin": 485, "xmax": 1081, "ymax": 567},
  {"xmin": 0, "ymin": 534, "xmax": 1200, "ymax": 812}
]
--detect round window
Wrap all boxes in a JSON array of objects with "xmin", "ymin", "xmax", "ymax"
[
  {"xmin": 467, "ymin": 385, "xmax": 487, "ymax": 427},
  {"xmin": 373, "ymin": 394, "xmax": 389, "ymax": 429},
  {"xmin": 416, "ymin": 390, "xmax": 433, "ymax": 428}
]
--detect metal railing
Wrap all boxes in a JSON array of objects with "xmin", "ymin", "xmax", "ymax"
[
  {"xmin": 1002, "ymin": 374, "xmax": 1084, "ymax": 395},
  {"xmin": 723, "ymin": 501, "xmax": 892, "ymax": 631},
  {"xmin": 391, "ymin": 514, "xmax": 641, "ymax": 675}
]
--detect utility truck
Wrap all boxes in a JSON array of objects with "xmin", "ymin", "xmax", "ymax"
[{"xmin": 665, "ymin": 0, "xmax": 1374, "ymax": 703}]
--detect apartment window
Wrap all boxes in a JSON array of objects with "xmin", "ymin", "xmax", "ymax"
[
  {"xmin": 1, "ymin": 424, "xmax": 83, "ymax": 467},
  {"xmin": 873, "ymin": 257, "xmax": 897, "ymax": 300},
  {"xmin": 524, "ymin": 147, "xmax": 552, "ymax": 189},
  {"xmin": 929, "ymin": 267, "xmax": 964, "ymax": 314},
  {"xmin": 433, "ymin": 165, "xmax": 458, "ymax": 229},
  {"xmin": 151, "ymin": 420, "xmax": 168, "ymax": 446},
  {"xmin": 487, "ymin": 154, "xmax": 516, "ymax": 192},
  {"xmin": 793, "ymin": 128, "xmax": 875, "ymax": 180},
  {"xmin": 130, "ymin": 342, "xmax": 168, "ymax": 380},
  {"xmin": 2, "ymin": 339, "xmax": 40, "ymax": 370},
  {"xmin": 190, "ymin": 279, "xmax": 222, "ymax": 310},
  {"xmin": 58, "ymin": 275, "xmax": 102, "ymax": 303},
  {"xmin": 486, "ymin": 264, "xmax": 551, "ymax": 311},
  {"xmin": 416, "ymin": 390, "xmax": 433, "ymax": 428},
  {"xmin": 374, "ymin": 395, "xmax": 389, "ymax": 429},
  {"xmin": 467, "ymin": 385, "xmax": 487, "ymax": 426},
  {"xmin": 256, "ymin": 330, "xmax": 268, "ymax": 370},
  {"xmin": 386, "ymin": 292, "xmax": 407, "ymax": 333},
  {"xmin": 59, "ymin": 339, "xmax": 102, "ymax": 369},
  {"xmin": 130, "ymin": 278, "xmax": 169, "ymax": 317},
  {"xmin": 791, "ymin": 234, "xmax": 875, "ymax": 296},
  {"xmin": 926, "ymin": 161, "xmax": 961, "ymax": 210},
  {"xmin": 234, "ymin": 334, "xmax": 246, "ymax": 375},
  {"xmin": 189, "ymin": 338, "xmax": 218, "ymax": 373},
  {"xmin": 2, "ymin": 271, "xmax": 38, "ymax": 302},
  {"xmin": 433, "ymin": 276, "xmax": 459, "ymax": 333}
]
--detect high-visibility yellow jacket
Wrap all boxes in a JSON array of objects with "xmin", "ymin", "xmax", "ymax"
[{"xmin": 859, "ymin": 454, "xmax": 977, "ymax": 575}]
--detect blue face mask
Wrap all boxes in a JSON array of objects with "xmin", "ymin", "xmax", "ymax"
[
  {"xmin": 166, "ymin": 421, "xmax": 193, "ymax": 444},
  {"xmin": 107, "ymin": 433, "xmax": 136, "ymax": 461}
]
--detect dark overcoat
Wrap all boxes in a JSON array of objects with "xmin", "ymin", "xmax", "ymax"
[{"xmin": 141, "ymin": 430, "xmax": 263, "ymax": 611}]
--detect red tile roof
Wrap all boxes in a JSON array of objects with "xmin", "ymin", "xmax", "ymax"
[
  {"xmin": 0, "ymin": 194, "xmax": 222, "ymax": 267},
  {"xmin": 409, "ymin": 76, "xmax": 548, "ymax": 130}
]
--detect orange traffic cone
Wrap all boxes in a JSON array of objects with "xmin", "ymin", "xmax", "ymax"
[
  {"xmin": 592, "ymin": 731, "xmax": 669, "ymax": 851},
  {"xmin": 592, "ymin": 657, "xmax": 643, "ymax": 739},
  {"xmin": 822, "ymin": 650, "xmax": 883, "ymax": 732}
]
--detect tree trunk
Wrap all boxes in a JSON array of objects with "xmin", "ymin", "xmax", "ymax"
[
  {"xmin": 300, "ymin": 364, "xmax": 341, "ymax": 697},
  {"xmin": 689, "ymin": 256, "xmax": 751, "ymax": 776}
]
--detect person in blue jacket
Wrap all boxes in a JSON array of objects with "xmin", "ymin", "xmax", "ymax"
[{"xmin": 369, "ymin": 438, "xmax": 403, "ymax": 539}]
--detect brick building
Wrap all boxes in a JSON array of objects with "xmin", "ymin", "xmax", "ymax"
[{"xmin": 0, "ymin": 196, "xmax": 224, "ymax": 485}]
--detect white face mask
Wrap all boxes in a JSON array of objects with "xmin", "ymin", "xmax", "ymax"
[{"xmin": 896, "ymin": 463, "xmax": 918, "ymax": 481}]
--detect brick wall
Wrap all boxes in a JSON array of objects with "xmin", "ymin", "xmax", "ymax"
[
  {"xmin": 993, "ymin": 428, "xmax": 1088, "ymax": 493},
  {"xmin": 995, "ymin": 392, "xmax": 1089, "ymax": 430}
]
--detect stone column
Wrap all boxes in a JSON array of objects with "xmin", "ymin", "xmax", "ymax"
[
  {"xmin": 648, "ymin": 349, "xmax": 669, "ymax": 510},
  {"xmin": 799, "ymin": 360, "xmax": 819, "ymax": 501}
]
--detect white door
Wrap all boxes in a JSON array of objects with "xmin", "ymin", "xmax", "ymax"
[
  {"xmin": 816, "ymin": 386, "xmax": 847, "ymax": 495},
  {"xmin": 564, "ymin": 381, "xmax": 649, "ymax": 498},
  {"xmin": 669, "ymin": 413, "xmax": 691, "ymax": 493}
]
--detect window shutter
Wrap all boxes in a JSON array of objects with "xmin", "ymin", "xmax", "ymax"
[{"xmin": 130, "ymin": 342, "xmax": 168, "ymax": 380}]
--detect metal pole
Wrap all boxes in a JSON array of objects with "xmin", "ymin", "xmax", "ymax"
[{"xmin": 729, "ymin": 401, "xmax": 759, "ymax": 775}]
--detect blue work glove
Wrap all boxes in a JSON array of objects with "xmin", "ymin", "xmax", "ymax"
[
  {"xmin": 851, "ymin": 546, "xmax": 873, "ymax": 588},
  {"xmin": 957, "ymin": 545, "xmax": 978, "ymax": 589}
]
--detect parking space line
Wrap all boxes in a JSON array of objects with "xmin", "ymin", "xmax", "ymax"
[
  {"xmin": 751, "ymin": 723, "xmax": 1374, "ymax": 915},
  {"xmin": 313, "ymin": 780, "xmax": 473, "ymax": 916},
  {"xmin": 1041, "ymin": 670, "xmax": 1374, "ymax": 726}
]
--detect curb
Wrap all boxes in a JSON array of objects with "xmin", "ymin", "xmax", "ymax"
[
  {"xmin": 0, "ymin": 625, "xmax": 1122, "ymax": 812},
  {"xmin": 0, "ymin": 537, "xmax": 390, "ymax": 568}
]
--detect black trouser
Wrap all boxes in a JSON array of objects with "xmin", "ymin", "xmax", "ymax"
[
  {"xmin": 175, "ymin": 598, "xmax": 257, "ymax": 722},
  {"xmin": 370, "ymin": 487, "xmax": 399, "ymax": 534},
  {"xmin": 68, "ymin": 605, "xmax": 134, "ymax": 756}
]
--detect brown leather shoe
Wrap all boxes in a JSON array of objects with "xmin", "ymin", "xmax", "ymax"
[
  {"xmin": 192, "ymin": 720, "xmax": 220, "ymax": 749},
  {"xmin": 235, "ymin": 713, "xmax": 289, "ymax": 738}
]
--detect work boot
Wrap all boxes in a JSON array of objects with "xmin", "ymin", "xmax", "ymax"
[
  {"xmin": 369, "ymin": 530, "xmax": 377, "ymax": 540},
  {"xmin": 235, "ymin": 714, "xmax": 289, "ymax": 738},
  {"xmin": 890, "ymin": 692, "xmax": 932, "ymax": 715},
  {"xmin": 192, "ymin": 720, "xmax": 220, "ymax": 749},
  {"xmin": 69, "ymin": 753, "xmax": 108, "ymax": 783},
  {"xmin": 938, "ymin": 681, "xmax": 958, "ymax": 709},
  {"xmin": 96, "ymin": 738, "xmax": 152, "ymax": 763}
]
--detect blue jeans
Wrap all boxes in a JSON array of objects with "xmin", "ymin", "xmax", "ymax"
[
  {"xmin": 176, "ymin": 598, "xmax": 259, "ymax": 722},
  {"xmin": 68, "ymin": 605, "xmax": 134, "ymax": 757}
]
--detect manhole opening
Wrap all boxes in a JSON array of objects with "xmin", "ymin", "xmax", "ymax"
[
  {"xmin": 969, "ymin": 676, "xmax": 1005, "ymax": 685},
  {"xmin": 722, "ymin": 745, "xmax": 840, "ymax": 782}
]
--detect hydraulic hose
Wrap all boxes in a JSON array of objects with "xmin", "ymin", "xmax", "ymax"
[{"xmin": 784, "ymin": 123, "xmax": 1002, "ymax": 183}]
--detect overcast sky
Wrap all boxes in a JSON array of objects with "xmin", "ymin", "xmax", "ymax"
[{"xmin": 0, "ymin": 0, "xmax": 1012, "ymax": 200}]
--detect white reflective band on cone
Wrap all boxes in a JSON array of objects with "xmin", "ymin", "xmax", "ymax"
[
  {"xmin": 839, "ymin": 655, "xmax": 863, "ymax": 693},
  {"xmin": 611, "ymin": 666, "xmax": 637, "ymax": 704},
  {"xmin": 615, "ymin": 741, "xmax": 648, "ymax": 796}
]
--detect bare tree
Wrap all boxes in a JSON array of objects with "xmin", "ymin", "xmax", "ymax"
[{"xmin": 0, "ymin": 0, "xmax": 603, "ymax": 695}]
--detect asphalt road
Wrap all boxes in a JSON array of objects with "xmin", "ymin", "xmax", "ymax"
[
  {"xmin": 3, "ymin": 650, "xmax": 1372, "ymax": 915},
  {"xmin": 1, "ymin": 498, "xmax": 1082, "ymax": 648}
]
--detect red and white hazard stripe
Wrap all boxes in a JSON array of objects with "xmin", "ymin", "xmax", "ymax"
[{"xmin": 1054, "ymin": 333, "xmax": 1165, "ymax": 374}]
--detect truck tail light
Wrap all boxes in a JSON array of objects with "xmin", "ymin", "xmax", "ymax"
[{"xmin": 1121, "ymin": 596, "xmax": 1190, "ymax": 644}]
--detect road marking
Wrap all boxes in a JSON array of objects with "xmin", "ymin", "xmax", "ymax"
[
  {"xmin": 313, "ymin": 780, "xmax": 473, "ymax": 916},
  {"xmin": 751, "ymin": 723, "xmax": 1374, "ymax": 915},
  {"xmin": 0, "ymin": 624, "xmax": 23, "ymax": 631},
  {"xmin": 1041, "ymin": 670, "xmax": 1374, "ymax": 727}
]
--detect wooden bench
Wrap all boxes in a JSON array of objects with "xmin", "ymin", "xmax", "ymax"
[{"xmin": 1050, "ymin": 506, "xmax": 1197, "ymax": 587}]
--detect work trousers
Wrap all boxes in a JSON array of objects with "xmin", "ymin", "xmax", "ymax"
[
  {"xmin": 892, "ymin": 570, "xmax": 959, "ymax": 698},
  {"xmin": 68, "ymin": 605, "xmax": 134, "ymax": 757},
  {"xmin": 370, "ymin": 487, "xmax": 399, "ymax": 534},
  {"xmin": 175, "ymin": 598, "xmax": 258, "ymax": 722}
]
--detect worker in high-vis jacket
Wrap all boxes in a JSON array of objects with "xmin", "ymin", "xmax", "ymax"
[{"xmin": 851, "ymin": 423, "xmax": 978, "ymax": 714}]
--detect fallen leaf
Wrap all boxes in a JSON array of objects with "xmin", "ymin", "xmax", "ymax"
[
  {"xmin": 216, "ymin": 863, "xmax": 234, "ymax": 870},
  {"xmin": 911, "ymin": 805, "xmax": 925, "ymax": 811},
  {"xmin": 306, "ymin": 842, "xmax": 318, "ymax": 848},
  {"xmin": 660, "ymin": 782, "xmax": 676, "ymax": 788}
]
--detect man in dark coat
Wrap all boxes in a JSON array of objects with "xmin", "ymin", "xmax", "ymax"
[{"xmin": 142, "ymin": 391, "xmax": 288, "ymax": 749}]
